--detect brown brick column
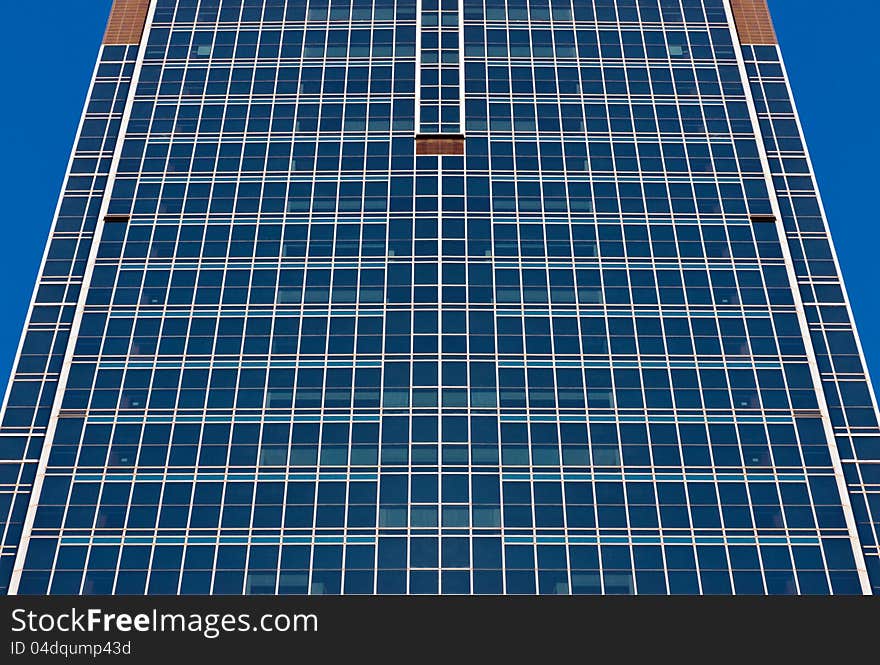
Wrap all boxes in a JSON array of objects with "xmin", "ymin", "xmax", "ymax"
[
  {"xmin": 729, "ymin": 0, "xmax": 777, "ymax": 45},
  {"xmin": 104, "ymin": 0, "xmax": 151, "ymax": 45}
]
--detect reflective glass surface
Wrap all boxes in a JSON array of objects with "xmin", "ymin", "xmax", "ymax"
[{"xmin": 2, "ymin": 0, "xmax": 877, "ymax": 595}]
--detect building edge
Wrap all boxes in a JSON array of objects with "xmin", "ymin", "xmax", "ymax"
[
  {"xmin": 724, "ymin": 0, "xmax": 873, "ymax": 593},
  {"xmin": 7, "ymin": 0, "xmax": 159, "ymax": 595}
]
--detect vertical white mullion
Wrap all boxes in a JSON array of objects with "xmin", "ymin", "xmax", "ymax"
[
  {"xmin": 415, "ymin": 0, "xmax": 423, "ymax": 132},
  {"xmin": 436, "ymin": 169, "xmax": 445, "ymax": 593},
  {"xmin": 775, "ymin": 44, "xmax": 880, "ymax": 591},
  {"xmin": 719, "ymin": 0, "xmax": 872, "ymax": 595},
  {"xmin": 1, "ymin": 48, "xmax": 105, "ymax": 596},
  {"xmin": 8, "ymin": 0, "xmax": 162, "ymax": 595},
  {"xmin": 457, "ymin": 0, "xmax": 466, "ymax": 134},
  {"xmin": 774, "ymin": 50, "xmax": 880, "ymax": 433}
]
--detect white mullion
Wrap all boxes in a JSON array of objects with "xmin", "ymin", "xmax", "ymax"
[
  {"xmin": 8, "ymin": 0, "xmax": 162, "ymax": 596},
  {"xmin": 415, "ymin": 0, "xmax": 424, "ymax": 131},
  {"xmin": 457, "ymin": 0, "xmax": 466, "ymax": 134},
  {"xmin": 720, "ymin": 0, "xmax": 872, "ymax": 595}
]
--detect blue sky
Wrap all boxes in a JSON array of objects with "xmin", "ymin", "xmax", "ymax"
[{"xmin": 0, "ymin": 1, "xmax": 877, "ymax": 397}]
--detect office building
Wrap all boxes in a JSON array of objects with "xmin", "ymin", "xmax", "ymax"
[{"xmin": 1, "ymin": 0, "xmax": 878, "ymax": 594}]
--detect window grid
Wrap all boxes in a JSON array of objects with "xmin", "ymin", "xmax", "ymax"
[
  {"xmin": 2, "ymin": 0, "xmax": 875, "ymax": 596},
  {"xmin": 0, "ymin": 45, "xmax": 139, "ymax": 594},
  {"xmin": 744, "ymin": 43, "xmax": 880, "ymax": 592}
]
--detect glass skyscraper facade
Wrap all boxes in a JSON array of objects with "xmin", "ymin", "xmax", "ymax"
[{"xmin": 1, "ymin": 0, "xmax": 878, "ymax": 595}]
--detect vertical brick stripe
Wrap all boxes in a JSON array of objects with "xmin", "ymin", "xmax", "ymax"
[
  {"xmin": 103, "ymin": 0, "xmax": 151, "ymax": 45},
  {"xmin": 730, "ymin": 0, "xmax": 777, "ymax": 45}
]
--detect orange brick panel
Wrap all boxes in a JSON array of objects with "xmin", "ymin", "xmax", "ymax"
[
  {"xmin": 416, "ymin": 135, "xmax": 465, "ymax": 156},
  {"xmin": 730, "ymin": 0, "xmax": 777, "ymax": 45},
  {"xmin": 104, "ymin": 0, "xmax": 151, "ymax": 45}
]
